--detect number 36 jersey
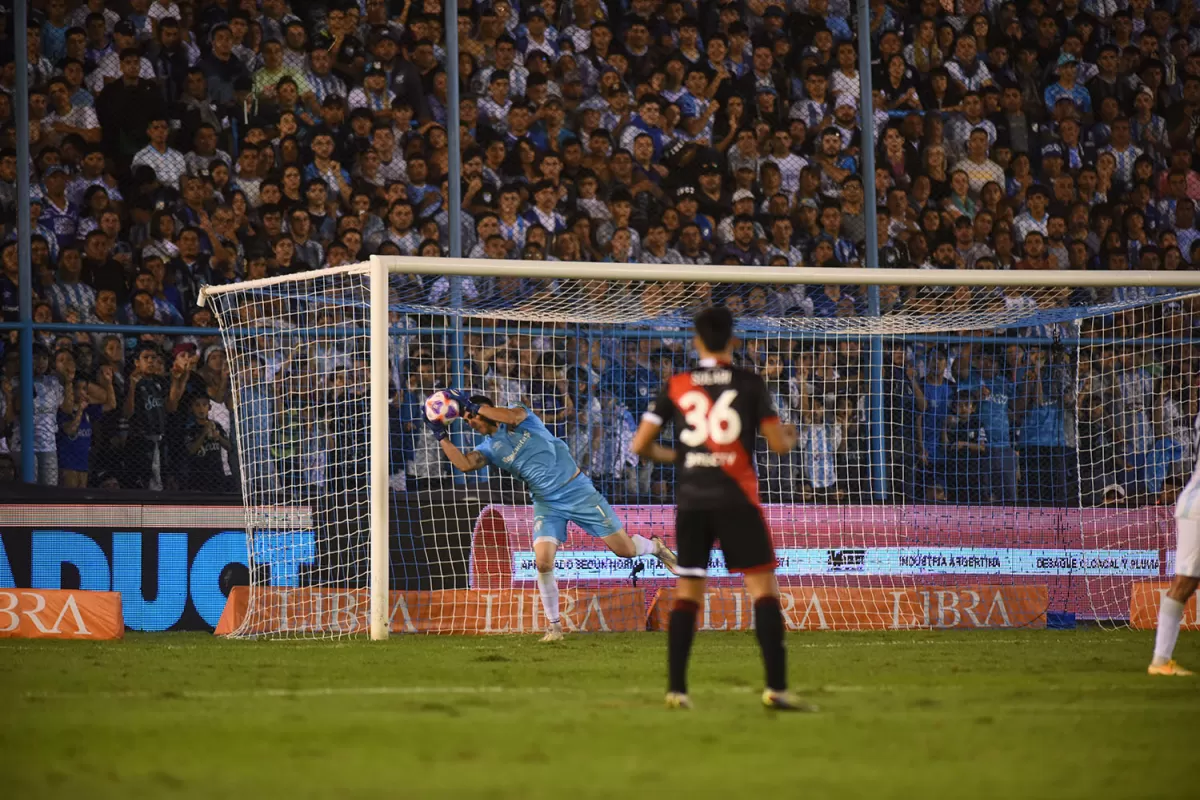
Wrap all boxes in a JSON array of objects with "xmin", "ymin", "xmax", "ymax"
[{"xmin": 643, "ymin": 360, "xmax": 779, "ymax": 511}]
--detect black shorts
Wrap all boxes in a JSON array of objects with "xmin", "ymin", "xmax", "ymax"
[{"xmin": 675, "ymin": 506, "xmax": 776, "ymax": 578}]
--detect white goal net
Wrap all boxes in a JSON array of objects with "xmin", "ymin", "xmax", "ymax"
[{"xmin": 200, "ymin": 261, "xmax": 1200, "ymax": 638}]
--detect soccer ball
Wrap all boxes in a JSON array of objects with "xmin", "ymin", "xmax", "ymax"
[{"xmin": 424, "ymin": 391, "xmax": 461, "ymax": 423}]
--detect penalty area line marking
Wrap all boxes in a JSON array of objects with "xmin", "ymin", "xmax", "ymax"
[{"xmin": 19, "ymin": 684, "xmax": 888, "ymax": 702}]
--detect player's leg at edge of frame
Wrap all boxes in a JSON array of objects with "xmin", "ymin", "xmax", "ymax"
[
  {"xmin": 1148, "ymin": 516, "xmax": 1198, "ymax": 676},
  {"xmin": 666, "ymin": 569, "xmax": 817, "ymax": 713}
]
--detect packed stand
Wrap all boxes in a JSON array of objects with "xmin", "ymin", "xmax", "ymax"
[{"xmin": 0, "ymin": 0, "xmax": 1197, "ymax": 505}]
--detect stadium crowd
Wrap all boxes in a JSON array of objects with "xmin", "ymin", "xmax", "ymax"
[{"xmin": 0, "ymin": 0, "xmax": 1198, "ymax": 505}]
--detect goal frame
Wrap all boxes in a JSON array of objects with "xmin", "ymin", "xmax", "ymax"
[{"xmin": 200, "ymin": 259, "xmax": 1200, "ymax": 640}]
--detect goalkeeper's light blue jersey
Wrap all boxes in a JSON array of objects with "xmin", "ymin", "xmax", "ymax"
[{"xmin": 473, "ymin": 406, "xmax": 581, "ymax": 503}]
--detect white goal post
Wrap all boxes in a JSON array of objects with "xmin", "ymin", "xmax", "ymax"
[
  {"xmin": 384, "ymin": 259, "xmax": 1200, "ymax": 290},
  {"xmin": 199, "ymin": 259, "xmax": 1200, "ymax": 640}
]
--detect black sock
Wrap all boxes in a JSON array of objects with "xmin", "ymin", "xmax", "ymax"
[
  {"xmin": 668, "ymin": 599, "xmax": 699, "ymax": 694},
  {"xmin": 754, "ymin": 596, "xmax": 787, "ymax": 692}
]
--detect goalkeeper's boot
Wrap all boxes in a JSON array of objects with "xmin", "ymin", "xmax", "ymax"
[
  {"xmin": 664, "ymin": 692, "xmax": 692, "ymax": 710},
  {"xmin": 1147, "ymin": 659, "xmax": 1194, "ymax": 676},
  {"xmin": 652, "ymin": 537, "xmax": 679, "ymax": 575},
  {"xmin": 761, "ymin": 689, "xmax": 818, "ymax": 712},
  {"xmin": 540, "ymin": 622, "xmax": 564, "ymax": 643}
]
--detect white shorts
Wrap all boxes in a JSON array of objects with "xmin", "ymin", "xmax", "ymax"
[
  {"xmin": 1175, "ymin": 518, "xmax": 1200, "ymax": 579},
  {"xmin": 1175, "ymin": 463, "xmax": 1200, "ymax": 521}
]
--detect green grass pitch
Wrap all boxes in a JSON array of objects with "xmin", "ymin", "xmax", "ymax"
[{"xmin": 2, "ymin": 629, "xmax": 1197, "ymax": 799}]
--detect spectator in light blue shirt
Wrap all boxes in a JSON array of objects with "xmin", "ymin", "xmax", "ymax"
[
  {"xmin": 914, "ymin": 347, "xmax": 954, "ymax": 501},
  {"xmin": 673, "ymin": 187, "xmax": 714, "ymax": 242},
  {"xmin": 45, "ymin": 247, "xmax": 97, "ymax": 323},
  {"xmin": 817, "ymin": 204, "xmax": 858, "ymax": 265},
  {"xmin": 956, "ymin": 344, "xmax": 1019, "ymax": 503},
  {"xmin": 1018, "ymin": 347, "xmax": 1077, "ymax": 505},
  {"xmin": 1043, "ymin": 56, "xmax": 1092, "ymax": 115},
  {"xmin": 41, "ymin": 0, "xmax": 73, "ymax": 64},
  {"xmin": 809, "ymin": 0, "xmax": 853, "ymax": 42}
]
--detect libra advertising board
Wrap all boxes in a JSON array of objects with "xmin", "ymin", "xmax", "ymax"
[{"xmin": 470, "ymin": 503, "xmax": 1176, "ymax": 622}]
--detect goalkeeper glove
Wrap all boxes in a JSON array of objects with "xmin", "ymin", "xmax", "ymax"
[
  {"xmin": 444, "ymin": 389, "xmax": 480, "ymax": 415},
  {"xmin": 423, "ymin": 417, "xmax": 449, "ymax": 441}
]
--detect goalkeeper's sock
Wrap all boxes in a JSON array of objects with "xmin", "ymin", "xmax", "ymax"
[
  {"xmin": 630, "ymin": 534, "xmax": 655, "ymax": 557},
  {"xmin": 754, "ymin": 596, "xmax": 788, "ymax": 692},
  {"xmin": 537, "ymin": 570, "xmax": 560, "ymax": 625},
  {"xmin": 1152, "ymin": 596, "xmax": 1185, "ymax": 666},
  {"xmin": 668, "ymin": 599, "xmax": 699, "ymax": 694}
]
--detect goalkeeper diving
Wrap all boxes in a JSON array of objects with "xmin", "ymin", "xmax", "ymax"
[{"xmin": 425, "ymin": 390, "xmax": 678, "ymax": 642}]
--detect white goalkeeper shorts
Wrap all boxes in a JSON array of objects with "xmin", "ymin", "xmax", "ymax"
[
  {"xmin": 1174, "ymin": 463, "xmax": 1200, "ymax": 577},
  {"xmin": 1176, "ymin": 463, "xmax": 1200, "ymax": 521},
  {"xmin": 1174, "ymin": 518, "xmax": 1200, "ymax": 579}
]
